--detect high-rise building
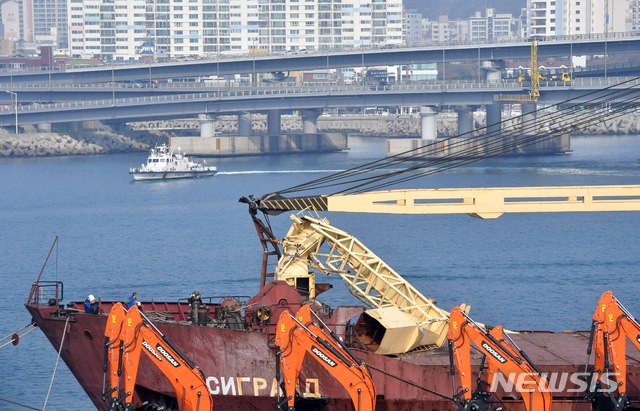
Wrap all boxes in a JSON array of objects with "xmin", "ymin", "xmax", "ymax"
[
  {"xmin": 68, "ymin": 0, "xmax": 146, "ymax": 60},
  {"xmin": 32, "ymin": 0, "xmax": 68, "ymax": 48},
  {"xmin": 469, "ymin": 8, "xmax": 517, "ymax": 43},
  {"xmin": 526, "ymin": 0, "xmax": 636, "ymax": 38},
  {"xmin": 1, "ymin": 1, "xmax": 21, "ymax": 44},
  {"xmin": 403, "ymin": 9, "xmax": 424, "ymax": 46},
  {"xmin": 423, "ymin": 16, "xmax": 468, "ymax": 44},
  {"xmin": 67, "ymin": 0, "xmax": 403, "ymax": 61}
]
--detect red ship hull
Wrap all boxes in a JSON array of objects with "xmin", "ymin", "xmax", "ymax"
[{"xmin": 25, "ymin": 285, "xmax": 640, "ymax": 411}]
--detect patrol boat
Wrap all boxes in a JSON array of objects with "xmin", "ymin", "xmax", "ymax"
[{"xmin": 129, "ymin": 144, "xmax": 217, "ymax": 181}]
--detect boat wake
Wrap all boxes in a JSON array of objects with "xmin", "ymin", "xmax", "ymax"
[{"xmin": 218, "ymin": 169, "xmax": 343, "ymax": 175}]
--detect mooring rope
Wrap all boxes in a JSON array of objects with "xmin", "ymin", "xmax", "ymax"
[
  {"xmin": 0, "ymin": 396, "xmax": 42, "ymax": 410},
  {"xmin": 0, "ymin": 324, "xmax": 38, "ymax": 349},
  {"xmin": 0, "ymin": 323, "xmax": 34, "ymax": 343},
  {"xmin": 42, "ymin": 315, "xmax": 70, "ymax": 411}
]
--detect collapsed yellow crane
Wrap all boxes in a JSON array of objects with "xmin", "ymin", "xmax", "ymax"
[{"xmin": 245, "ymin": 184, "xmax": 640, "ymax": 355}]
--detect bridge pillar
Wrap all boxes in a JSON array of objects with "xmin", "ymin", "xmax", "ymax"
[
  {"xmin": 37, "ymin": 123, "xmax": 52, "ymax": 133},
  {"xmin": 522, "ymin": 102, "xmax": 537, "ymax": 130},
  {"xmin": 486, "ymin": 103, "xmax": 501, "ymax": 135},
  {"xmin": 301, "ymin": 109, "xmax": 321, "ymax": 134},
  {"xmin": 267, "ymin": 109, "xmax": 281, "ymax": 136},
  {"xmin": 238, "ymin": 112, "xmax": 252, "ymax": 136},
  {"xmin": 419, "ymin": 106, "xmax": 437, "ymax": 140},
  {"xmin": 455, "ymin": 106, "xmax": 474, "ymax": 136},
  {"xmin": 198, "ymin": 114, "xmax": 215, "ymax": 138}
]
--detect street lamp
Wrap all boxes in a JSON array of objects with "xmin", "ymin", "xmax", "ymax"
[{"xmin": 5, "ymin": 91, "xmax": 17, "ymax": 134}]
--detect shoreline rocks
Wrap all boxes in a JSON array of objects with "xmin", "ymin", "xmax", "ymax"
[{"xmin": 1, "ymin": 110, "xmax": 639, "ymax": 158}]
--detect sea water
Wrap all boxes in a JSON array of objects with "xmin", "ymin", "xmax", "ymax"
[{"xmin": 0, "ymin": 135, "xmax": 639, "ymax": 410}]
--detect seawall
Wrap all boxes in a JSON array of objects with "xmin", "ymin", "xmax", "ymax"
[{"xmin": 1, "ymin": 111, "xmax": 640, "ymax": 158}]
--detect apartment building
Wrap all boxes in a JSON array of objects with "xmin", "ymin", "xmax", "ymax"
[
  {"xmin": 31, "ymin": 0, "xmax": 68, "ymax": 48},
  {"xmin": 469, "ymin": 8, "xmax": 518, "ymax": 43},
  {"xmin": 67, "ymin": 0, "xmax": 403, "ymax": 61},
  {"xmin": 423, "ymin": 16, "xmax": 468, "ymax": 44},
  {"xmin": 526, "ymin": 0, "xmax": 637, "ymax": 38},
  {"xmin": 403, "ymin": 8, "xmax": 424, "ymax": 46}
]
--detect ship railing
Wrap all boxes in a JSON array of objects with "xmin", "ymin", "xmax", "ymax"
[{"xmin": 27, "ymin": 280, "xmax": 64, "ymax": 307}]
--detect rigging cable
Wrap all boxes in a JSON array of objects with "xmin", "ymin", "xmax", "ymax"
[
  {"xmin": 355, "ymin": 90, "xmax": 640, "ymax": 193},
  {"xmin": 42, "ymin": 315, "xmax": 71, "ymax": 411},
  {"xmin": 304, "ymin": 79, "xmax": 639, "ymax": 194},
  {"xmin": 271, "ymin": 76, "xmax": 640, "ymax": 196},
  {"xmin": 0, "ymin": 397, "xmax": 41, "ymax": 411}
]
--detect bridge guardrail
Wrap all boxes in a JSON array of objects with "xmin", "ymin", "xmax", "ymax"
[{"xmin": 0, "ymin": 77, "xmax": 635, "ymax": 114}]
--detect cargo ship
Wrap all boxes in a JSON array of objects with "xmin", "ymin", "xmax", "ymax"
[
  {"xmin": 24, "ymin": 187, "xmax": 640, "ymax": 411},
  {"xmin": 22, "ymin": 78, "xmax": 640, "ymax": 410}
]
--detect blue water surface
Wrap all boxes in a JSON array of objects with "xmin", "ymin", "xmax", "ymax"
[{"xmin": 0, "ymin": 135, "xmax": 639, "ymax": 410}]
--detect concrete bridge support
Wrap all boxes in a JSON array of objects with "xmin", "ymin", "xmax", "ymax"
[
  {"xmin": 420, "ymin": 106, "xmax": 437, "ymax": 140},
  {"xmin": 302, "ymin": 109, "xmax": 321, "ymax": 134},
  {"xmin": 267, "ymin": 109, "xmax": 281, "ymax": 136},
  {"xmin": 455, "ymin": 106, "xmax": 474, "ymax": 136},
  {"xmin": 238, "ymin": 112, "xmax": 252, "ymax": 136},
  {"xmin": 198, "ymin": 114, "xmax": 215, "ymax": 138},
  {"xmin": 522, "ymin": 102, "xmax": 537, "ymax": 131},
  {"xmin": 486, "ymin": 103, "xmax": 502, "ymax": 135}
]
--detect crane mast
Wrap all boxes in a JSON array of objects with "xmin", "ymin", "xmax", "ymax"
[{"xmin": 257, "ymin": 185, "xmax": 640, "ymax": 218}]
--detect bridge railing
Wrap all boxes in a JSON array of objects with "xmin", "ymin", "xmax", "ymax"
[
  {"xmin": 2, "ymin": 32, "xmax": 640, "ymax": 76},
  {"xmin": 0, "ymin": 77, "xmax": 635, "ymax": 114}
]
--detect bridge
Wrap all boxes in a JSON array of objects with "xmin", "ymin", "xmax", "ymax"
[
  {"xmin": 0, "ymin": 35, "xmax": 637, "ymax": 155},
  {"xmin": 0, "ymin": 77, "xmax": 635, "ymax": 130},
  {"xmin": 0, "ymin": 33, "xmax": 638, "ymax": 86}
]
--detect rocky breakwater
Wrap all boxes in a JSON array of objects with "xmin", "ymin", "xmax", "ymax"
[
  {"xmin": 0, "ymin": 133, "xmax": 104, "ymax": 157},
  {"xmin": 0, "ymin": 125, "xmax": 164, "ymax": 158},
  {"xmin": 3, "ymin": 110, "xmax": 640, "ymax": 158}
]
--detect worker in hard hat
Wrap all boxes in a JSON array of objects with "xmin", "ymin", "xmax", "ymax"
[{"xmin": 84, "ymin": 294, "xmax": 99, "ymax": 314}]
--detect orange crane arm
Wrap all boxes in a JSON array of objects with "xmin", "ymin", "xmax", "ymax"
[
  {"xmin": 103, "ymin": 304, "xmax": 213, "ymax": 411},
  {"xmin": 275, "ymin": 304, "xmax": 376, "ymax": 411},
  {"xmin": 588, "ymin": 290, "xmax": 640, "ymax": 404},
  {"xmin": 104, "ymin": 302, "xmax": 128, "ymax": 404},
  {"xmin": 447, "ymin": 306, "xmax": 552, "ymax": 411}
]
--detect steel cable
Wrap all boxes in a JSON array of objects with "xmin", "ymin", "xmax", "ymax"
[{"xmin": 272, "ymin": 76, "xmax": 640, "ymax": 196}]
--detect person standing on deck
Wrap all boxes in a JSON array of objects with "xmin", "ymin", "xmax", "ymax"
[{"xmin": 128, "ymin": 291, "xmax": 141, "ymax": 309}]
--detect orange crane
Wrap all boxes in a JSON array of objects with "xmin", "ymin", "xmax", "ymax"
[
  {"xmin": 103, "ymin": 302, "xmax": 213, "ymax": 411},
  {"xmin": 586, "ymin": 290, "xmax": 640, "ymax": 410},
  {"xmin": 447, "ymin": 306, "xmax": 552, "ymax": 411},
  {"xmin": 275, "ymin": 304, "xmax": 376, "ymax": 411}
]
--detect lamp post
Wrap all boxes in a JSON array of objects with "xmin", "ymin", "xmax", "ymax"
[{"xmin": 5, "ymin": 91, "xmax": 17, "ymax": 134}]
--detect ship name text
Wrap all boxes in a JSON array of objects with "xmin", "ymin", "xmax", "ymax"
[{"xmin": 206, "ymin": 376, "xmax": 321, "ymax": 398}]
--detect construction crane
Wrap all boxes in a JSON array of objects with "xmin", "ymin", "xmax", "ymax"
[
  {"xmin": 242, "ymin": 184, "xmax": 640, "ymax": 355},
  {"xmin": 251, "ymin": 184, "xmax": 640, "ymax": 219},
  {"xmin": 496, "ymin": 38, "xmax": 542, "ymax": 102}
]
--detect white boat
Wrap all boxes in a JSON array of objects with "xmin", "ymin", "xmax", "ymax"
[{"xmin": 129, "ymin": 144, "xmax": 218, "ymax": 181}]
